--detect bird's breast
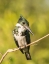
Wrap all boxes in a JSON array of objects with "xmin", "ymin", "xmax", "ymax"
[
  {"xmin": 14, "ymin": 34, "xmax": 27, "ymax": 46},
  {"xmin": 14, "ymin": 34, "xmax": 25, "ymax": 41}
]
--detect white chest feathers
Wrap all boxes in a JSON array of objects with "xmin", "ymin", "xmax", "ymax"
[
  {"xmin": 14, "ymin": 33, "xmax": 27, "ymax": 46},
  {"xmin": 16, "ymin": 23, "xmax": 26, "ymax": 36},
  {"xmin": 13, "ymin": 23, "xmax": 27, "ymax": 46}
]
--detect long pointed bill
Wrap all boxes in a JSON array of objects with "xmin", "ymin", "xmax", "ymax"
[{"xmin": 24, "ymin": 25, "xmax": 34, "ymax": 35}]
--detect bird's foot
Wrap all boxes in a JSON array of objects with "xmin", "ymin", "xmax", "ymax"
[
  {"xmin": 19, "ymin": 46, "xmax": 22, "ymax": 49},
  {"xmin": 24, "ymin": 45, "xmax": 27, "ymax": 48}
]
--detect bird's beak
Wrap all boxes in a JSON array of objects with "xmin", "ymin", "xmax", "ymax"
[{"xmin": 23, "ymin": 25, "xmax": 34, "ymax": 35}]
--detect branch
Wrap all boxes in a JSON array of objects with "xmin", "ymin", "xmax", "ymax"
[{"xmin": 0, "ymin": 34, "xmax": 49, "ymax": 63}]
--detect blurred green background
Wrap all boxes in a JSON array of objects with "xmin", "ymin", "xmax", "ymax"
[{"xmin": 0, "ymin": 0, "xmax": 49, "ymax": 64}]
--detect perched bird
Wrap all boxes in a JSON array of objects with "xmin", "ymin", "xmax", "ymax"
[{"xmin": 13, "ymin": 16, "xmax": 33, "ymax": 60}]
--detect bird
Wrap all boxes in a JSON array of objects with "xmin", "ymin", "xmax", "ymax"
[{"xmin": 13, "ymin": 16, "xmax": 33, "ymax": 60}]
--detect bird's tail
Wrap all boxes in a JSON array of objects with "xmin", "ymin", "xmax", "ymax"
[{"xmin": 25, "ymin": 52, "xmax": 31, "ymax": 60}]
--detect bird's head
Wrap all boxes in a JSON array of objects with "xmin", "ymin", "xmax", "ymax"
[{"xmin": 17, "ymin": 15, "xmax": 33, "ymax": 35}]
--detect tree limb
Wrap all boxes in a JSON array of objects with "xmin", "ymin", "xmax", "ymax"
[{"xmin": 0, "ymin": 34, "xmax": 49, "ymax": 64}]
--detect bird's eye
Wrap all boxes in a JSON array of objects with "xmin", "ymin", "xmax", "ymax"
[{"xmin": 23, "ymin": 22, "xmax": 25, "ymax": 24}]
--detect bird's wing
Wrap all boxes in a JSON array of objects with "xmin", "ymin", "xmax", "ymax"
[
  {"xmin": 14, "ymin": 37, "xmax": 19, "ymax": 47},
  {"xmin": 13, "ymin": 26, "xmax": 19, "ymax": 47},
  {"xmin": 25, "ymin": 30, "xmax": 31, "ymax": 49}
]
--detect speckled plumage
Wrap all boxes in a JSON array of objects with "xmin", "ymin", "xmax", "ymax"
[{"xmin": 13, "ymin": 16, "xmax": 33, "ymax": 60}]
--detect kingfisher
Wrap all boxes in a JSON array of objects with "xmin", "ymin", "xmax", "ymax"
[{"xmin": 13, "ymin": 16, "xmax": 33, "ymax": 60}]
